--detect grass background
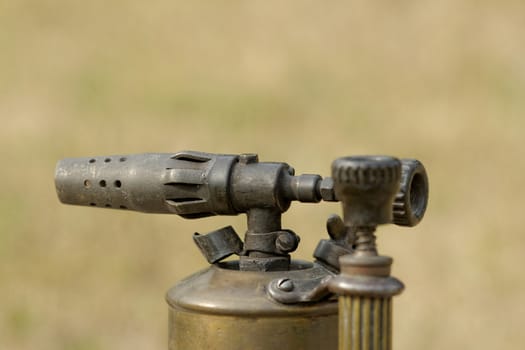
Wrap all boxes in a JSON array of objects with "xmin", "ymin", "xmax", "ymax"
[{"xmin": 1, "ymin": 1, "xmax": 524, "ymax": 349}]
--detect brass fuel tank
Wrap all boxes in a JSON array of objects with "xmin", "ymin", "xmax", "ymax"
[{"xmin": 166, "ymin": 260, "xmax": 338, "ymax": 350}]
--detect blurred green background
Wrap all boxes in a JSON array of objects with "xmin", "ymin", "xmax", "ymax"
[{"xmin": 1, "ymin": 1, "xmax": 524, "ymax": 349}]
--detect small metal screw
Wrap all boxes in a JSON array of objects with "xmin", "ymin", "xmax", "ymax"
[{"xmin": 277, "ymin": 278, "xmax": 294, "ymax": 292}]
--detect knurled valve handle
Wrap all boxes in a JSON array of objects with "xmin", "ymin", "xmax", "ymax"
[{"xmin": 331, "ymin": 156, "xmax": 402, "ymax": 229}]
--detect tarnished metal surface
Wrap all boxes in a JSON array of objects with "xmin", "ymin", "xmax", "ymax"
[
  {"xmin": 331, "ymin": 156, "xmax": 401, "ymax": 229},
  {"xmin": 330, "ymin": 275, "xmax": 404, "ymax": 298},
  {"xmin": 54, "ymin": 152, "xmax": 426, "ymax": 226},
  {"xmin": 55, "ymin": 151, "xmax": 326, "ymax": 270},
  {"xmin": 169, "ymin": 309, "xmax": 337, "ymax": 350},
  {"xmin": 167, "ymin": 261, "xmax": 338, "ymax": 350},
  {"xmin": 167, "ymin": 261, "xmax": 336, "ymax": 316},
  {"xmin": 193, "ymin": 226, "xmax": 243, "ymax": 264},
  {"xmin": 55, "ymin": 150, "xmax": 429, "ymax": 350},
  {"xmin": 393, "ymin": 159, "xmax": 429, "ymax": 227},
  {"xmin": 329, "ymin": 156, "xmax": 413, "ymax": 349},
  {"xmin": 313, "ymin": 239, "xmax": 352, "ymax": 271},
  {"xmin": 55, "ymin": 151, "xmax": 428, "ymax": 271},
  {"xmin": 339, "ymin": 297, "xmax": 392, "ymax": 350},
  {"xmin": 267, "ymin": 274, "xmax": 333, "ymax": 304}
]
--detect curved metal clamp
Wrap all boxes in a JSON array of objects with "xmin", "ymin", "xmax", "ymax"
[{"xmin": 267, "ymin": 271, "xmax": 335, "ymax": 304}]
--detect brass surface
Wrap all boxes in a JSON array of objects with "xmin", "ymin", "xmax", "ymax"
[
  {"xmin": 167, "ymin": 260, "xmax": 337, "ymax": 316},
  {"xmin": 167, "ymin": 260, "xmax": 338, "ymax": 349},
  {"xmin": 169, "ymin": 308, "xmax": 337, "ymax": 350},
  {"xmin": 340, "ymin": 255, "xmax": 393, "ymax": 277},
  {"xmin": 339, "ymin": 296, "xmax": 392, "ymax": 350}
]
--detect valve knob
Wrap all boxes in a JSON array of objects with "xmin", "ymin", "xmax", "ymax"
[{"xmin": 332, "ymin": 156, "xmax": 402, "ymax": 227}]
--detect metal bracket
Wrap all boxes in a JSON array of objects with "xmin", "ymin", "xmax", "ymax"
[
  {"xmin": 193, "ymin": 226, "xmax": 243, "ymax": 264},
  {"xmin": 267, "ymin": 269, "xmax": 335, "ymax": 304},
  {"xmin": 313, "ymin": 239, "xmax": 352, "ymax": 271},
  {"xmin": 244, "ymin": 230, "xmax": 299, "ymax": 255}
]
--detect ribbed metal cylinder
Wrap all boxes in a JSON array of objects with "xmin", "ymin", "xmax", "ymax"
[{"xmin": 339, "ymin": 296, "xmax": 392, "ymax": 350}]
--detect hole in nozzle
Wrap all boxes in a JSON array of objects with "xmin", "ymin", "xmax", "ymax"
[
  {"xmin": 84, "ymin": 179, "xmax": 91, "ymax": 188},
  {"xmin": 114, "ymin": 180, "xmax": 122, "ymax": 188},
  {"xmin": 409, "ymin": 173, "xmax": 426, "ymax": 218},
  {"xmin": 99, "ymin": 180, "xmax": 106, "ymax": 187},
  {"xmin": 104, "ymin": 158, "xmax": 111, "ymax": 163},
  {"xmin": 90, "ymin": 203, "xmax": 96, "ymax": 206},
  {"xmin": 89, "ymin": 159, "xmax": 96, "ymax": 163},
  {"xmin": 105, "ymin": 204, "xmax": 111, "ymax": 208},
  {"xmin": 119, "ymin": 157, "xmax": 126, "ymax": 162},
  {"xmin": 119, "ymin": 205, "xmax": 127, "ymax": 209}
]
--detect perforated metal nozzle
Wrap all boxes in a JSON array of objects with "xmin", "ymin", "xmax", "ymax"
[
  {"xmin": 55, "ymin": 150, "xmax": 329, "ymax": 219},
  {"xmin": 54, "ymin": 152, "xmax": 239, "ymax": 216}
]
